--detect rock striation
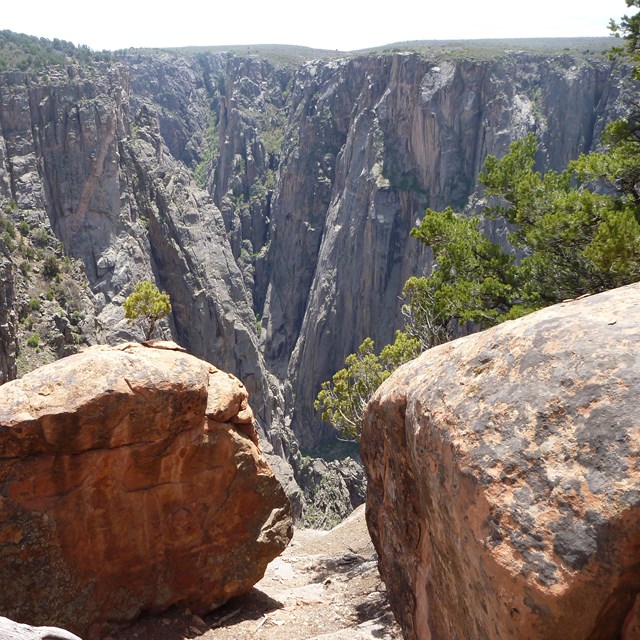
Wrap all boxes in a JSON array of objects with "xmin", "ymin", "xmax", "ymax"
[
  {"xmin": 362, "ymin": 283, "xmax": 640, "ymax": 640},
  {"xmin": 0, "ymin": 342, "xmax": 292, "ymax": 639}
]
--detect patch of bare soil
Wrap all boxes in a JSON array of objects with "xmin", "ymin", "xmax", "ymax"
[{"xmin": 109, "ymin": 505, "xmax": 402, "ymax": 640}]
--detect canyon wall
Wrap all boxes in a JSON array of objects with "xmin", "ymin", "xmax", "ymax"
[
  {"xmin": 0, "ymin": 43, "xmax": 626, "ymax": 507},
  {"xmin": 205, "ymin": 48, "xmax": 623, "ymax": 449}
]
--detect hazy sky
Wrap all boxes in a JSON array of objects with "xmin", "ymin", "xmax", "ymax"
[{"xmin": 2, "ymin": 0, "xmax": 631, "ymax": 52}]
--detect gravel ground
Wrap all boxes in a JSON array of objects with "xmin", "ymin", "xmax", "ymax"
[{"xmin": 109, "ymin": 505, "xmax": 402, "ymax": 640}]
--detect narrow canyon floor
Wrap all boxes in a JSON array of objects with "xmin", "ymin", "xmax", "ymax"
[{"xmin": 110, "ymin": 505, "xmax": 402, "ymax": 640}]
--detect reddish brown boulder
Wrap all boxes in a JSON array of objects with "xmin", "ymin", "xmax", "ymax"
[
  {"xmin": 362, "ymin": 283, "xmax": 640, "ymax": 640},
  {"xmin": 0, "ymin": 342, "xmax": 292, "ymax": 639}
]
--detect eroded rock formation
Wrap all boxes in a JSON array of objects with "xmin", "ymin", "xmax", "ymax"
[
  {"xmin": 362, "ymin": 283, "xmax": 640, "ymax": 640},
  {"xmin": 0, "ymin": 342, "xmax": 292, "ymax": 639}
]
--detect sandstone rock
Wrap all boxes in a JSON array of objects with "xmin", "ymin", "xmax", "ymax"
[
  {"xmin": 362, "ymin": 283, "xmax": 640, "ymax": 640},
  {"xmin": 0, "ymin": 343, "xmax": 292, "ymax": 639},
  {"xmin": 0, "ymin": 616, "xmax": 82, "ymax": 640},
  {"xmin": 206, "ymin": 368, "xmax": 250, "ymax": 422}
]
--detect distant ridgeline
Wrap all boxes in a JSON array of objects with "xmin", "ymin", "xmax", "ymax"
[
  {"xmin": 0, "ymin": 29, "xmax": 617, "ymax": 72},
  {"xmin": 0, "ymin": 30, "xmax": 115, "ymax": 72}
]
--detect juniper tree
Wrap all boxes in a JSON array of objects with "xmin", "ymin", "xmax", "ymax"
[{"xmin": 123, "ymin": 280, "xmax": 172, "ymax": 341}]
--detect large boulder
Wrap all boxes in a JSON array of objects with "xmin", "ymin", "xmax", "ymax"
[
  {"xmin": 0, "ymin": 342, "xmax": 292, "ymax": 639},
  {"xmin": 362, "ymin": 283, "xmax": 640, "ymax": 640}
]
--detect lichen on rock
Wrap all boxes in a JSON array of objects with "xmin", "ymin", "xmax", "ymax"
[
  {"xmin": 0, "ymin": 342, "xmax": 292, "ymax": 639},
  {"xmin": 362, "ymin": 282, "xmax": 640, "ymax": 640}
]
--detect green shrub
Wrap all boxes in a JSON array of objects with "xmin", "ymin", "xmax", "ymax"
[
  {"xmin": 0, "ymin": 217, "xmax": 16, "ymax": 238},
  {"xmin": 26, "ymin": 333, "xmax": 40, "ymax": 348},
  {"xmin": 33, "ymin": 228, "xmax": 49, "ymax": 248},
  {"xmin": 20, "ymin": 244, "xmax": 35, "ymax": 259},
  {"xmin": 2, "ymin": 232, "xmax": 15, "ymax": 252},
  {"xmin": 18, "ymin": 221, "xmax": 30, "ymax": 236},
  {"xmin": 3, "ymin": 199, "xmax": 17, "ymax": 214},
  {"xmin": 123, "ymin": 280, "xmax": 172, "ymax": 340},
  {"xmin": 28, "ymin": 297, "xmax": 41, "ymax": 311},
  {"xmin": 43, "ymin": 254, "xmax": 60, "ymax": 280}
]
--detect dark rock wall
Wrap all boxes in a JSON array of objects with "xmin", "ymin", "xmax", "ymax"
[
  {"xmin": 0, "ymin": 243, "xmax": 17, "ymax": 383},
  {"xmin": 269, "ymin": 53, "xmax": 622, "ymax": 448}
]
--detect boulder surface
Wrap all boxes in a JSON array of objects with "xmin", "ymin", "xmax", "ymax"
[
  {"xmin": 362, "ymin": 283, "xmax": 640, "ymax": 640},
  {"xmin": 0, "ymin": 342, "xmax": 292, "ymax": 639},
  {"xmin": 0, "ymin": 616, "xmax": 82, "ymax": 640}
]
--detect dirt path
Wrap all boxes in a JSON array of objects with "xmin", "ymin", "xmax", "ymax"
[{"xmin": 110, "ymin": 506, "xmax": 402, "ymax": 640}]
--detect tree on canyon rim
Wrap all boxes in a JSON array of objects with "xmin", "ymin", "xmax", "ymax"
[
  {"xmin": 123, "ymin": 280, "xmax": 172, "ymax": 341},
  {"xmin": 315, "ymin": 2, "xmax": 640, "ymax": 440}
]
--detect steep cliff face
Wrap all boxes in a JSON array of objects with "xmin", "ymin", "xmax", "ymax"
[
  {"xmin": 265, "ymin": 52, "xmax": 622, "ymax": 448},
  {"xmin": 0, "ymin": 44, "xmax": 626, "ymax": 510},
  {"xmin": 0, "ymin": 243, "xmax": 17, "ymax": 383}
]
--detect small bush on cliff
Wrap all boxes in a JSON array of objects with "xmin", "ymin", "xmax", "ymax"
[
  {"xmin": 26, "ymin": 333, "xmax": 40, "ymax": 348},
  {"xmin": 314, "ymin": 296, "xmax": 428, "ymax": 441},
  {"xmin": 123, "ymin": 280, "xmax": 172, "ymax": 341},
  {"xmin": 42, "ymin": 254, "xmax": 60, "ymax": 280},
  {"xmin": 315, "ymin": 338, "xmax": 394, "ymax": 441},
  {"xmin": 32, "ymin": 228, "xmax": 49, "ymax": 248}
]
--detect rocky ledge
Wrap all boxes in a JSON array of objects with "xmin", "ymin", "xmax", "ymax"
[
  {"xmin": 362, "ymin": 282, "xmax": 640, "ymax": 640},
  {"xmin": 0, "ymin": 342, "xmax": 292, "ymax": 639}
]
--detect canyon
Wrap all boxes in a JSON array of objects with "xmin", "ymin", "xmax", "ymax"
[{"xmin": 0, "ymin": 37, "xmax": 627, "ymax": 517}]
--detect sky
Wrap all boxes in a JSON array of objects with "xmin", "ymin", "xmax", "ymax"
[{"xmin": 1, "ymin": 0, "xmax": 632, "ymax": 52}]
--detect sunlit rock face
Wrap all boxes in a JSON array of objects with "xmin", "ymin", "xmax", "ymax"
[
  {"xmin": 362, "ymin": 283, "xmax": 640, "ymax": 640},
  {"xmin": 0, "ymin": 342, "xmax": 292, "ymax": 639}
]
